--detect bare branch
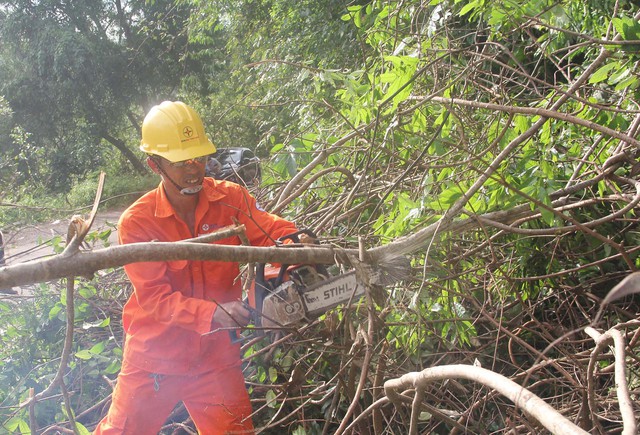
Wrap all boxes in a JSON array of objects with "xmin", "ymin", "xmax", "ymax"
[
  {"xmin": 384, "ymin": 365, "xmax": 589, "ymax": 435},
  {"xmin": 585, "ymin": 325, "xmax": 639, "ymax": 435}
]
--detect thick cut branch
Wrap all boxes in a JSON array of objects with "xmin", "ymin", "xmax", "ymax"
[{"xmin": 0, "ymin": 243, "xmax": 356, "ymax": 289}]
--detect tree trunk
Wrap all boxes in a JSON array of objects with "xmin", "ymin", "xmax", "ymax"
[{"xmin": 101, "ymin": 132, "xmax": 147, "ymax": 174}]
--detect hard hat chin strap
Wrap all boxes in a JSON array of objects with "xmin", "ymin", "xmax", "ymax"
[
  {"xmin": 179, "ymin": 185, "xmax": 203, "ymax": 195},
  {"xmin": 152, "ymin": 157, "xmax": 203, "ymax": 196}
]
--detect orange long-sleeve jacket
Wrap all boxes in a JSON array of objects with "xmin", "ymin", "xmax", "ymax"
[{"xmin": 117, "ymin": 178, "xmax": 298, "ymax": 375}]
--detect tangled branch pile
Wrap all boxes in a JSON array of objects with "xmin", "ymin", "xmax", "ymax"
[{"xmin": 236, "ymin": 3, "xmax": 640, "ymax": 433}]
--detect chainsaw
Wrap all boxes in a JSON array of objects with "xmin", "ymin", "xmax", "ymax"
[{"xmin": 245, "ymin": 230, "xmax": 365, "ymax": 333}]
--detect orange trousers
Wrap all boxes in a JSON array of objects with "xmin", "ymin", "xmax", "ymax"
[{"xmin": 93, "ymin": 359, "xmax": 254, "ymax": 435}]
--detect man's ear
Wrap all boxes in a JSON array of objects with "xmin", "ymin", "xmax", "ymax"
[{"xmin": 147, "ymin": 156, "xmax": 161, "ymax": 174}]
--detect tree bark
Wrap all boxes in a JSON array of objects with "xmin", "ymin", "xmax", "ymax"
[{"xmin": 101, "ymin": 132, "xmax": 147, "ymax": 174}]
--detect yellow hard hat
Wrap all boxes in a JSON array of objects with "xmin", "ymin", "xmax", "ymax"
[{"xmin": 140, "ymin": 101, "xmax": 216, "ymax": 162}]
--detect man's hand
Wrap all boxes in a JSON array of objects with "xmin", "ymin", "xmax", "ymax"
[
  {"xmin": 212, "ymin": 301, "xmax": 251, "ymax": 329},
  {"xmin": 298, "ymin": 233, "xmax": 317, "ymax": 245}
]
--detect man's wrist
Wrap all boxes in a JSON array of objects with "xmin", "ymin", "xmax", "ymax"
[{"xmin": 210, "ymin": 305, "xmax": 219, "ymax": 330}]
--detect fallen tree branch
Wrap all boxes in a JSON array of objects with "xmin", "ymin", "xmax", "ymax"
[
  {"xmin": 424, "ymin": 96, "xmax": 640, "ymax": 149},
  {"xmin": 584, "ymin": 325, "xmax": 638, "ymax": 435},
  {"xmin": 0, "ymin": 242, "xmax": 356, "ymax": 289},
  {"xmin": 271, "ymin": 166, "xmax": 356, "ymax": 215},
  {"xmin": 2, "ymin": 183, "xmax": 638, "ymax": 290},
  {"xmin": 383, "ymin": 365, "xmax": 589, "ymax": 435},
  {"xmin": 334, "ymin": 242, "xmax": 379, "ymax": 435}
]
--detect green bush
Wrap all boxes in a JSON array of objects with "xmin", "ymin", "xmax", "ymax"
[
  {"xmin": 0, "ymin": 272, "xmax": 126, "ymax": 433},
  {"xmin": 0, "ymin": 172, "xmax": 157, "ymax": 229},
  {"xmin": 65, "ymin": 171, "xmax": 157, "ymax": 210}
]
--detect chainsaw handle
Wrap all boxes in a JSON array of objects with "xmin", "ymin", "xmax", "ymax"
[
  {"xmin": 255, "ymin": 263, "xmax": 267, "ymax": 313},
  {"xmin": 229, "ymin": 330, "xmax": 241, "ymax": 344},
  {"xmin": 272, "ymin": 229, "xmax": 318, "ymax": 287},
  {"xmin": 228, "ymin": 302, "xmax": 261, "ymax": 344},
  {"xmin": 255, "ymin": 228, "xmax": 321, "ymax": 291},
  {"xmin": 276, "ymin": 229, "xmax": 318, "ymax": 245}
]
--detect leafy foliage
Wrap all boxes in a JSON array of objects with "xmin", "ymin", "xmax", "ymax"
[{"xmin": 0, "ymin": 270, "xmax": 125, "ymax": 433}]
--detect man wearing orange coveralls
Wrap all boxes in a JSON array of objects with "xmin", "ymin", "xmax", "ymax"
[{"xmin": 94, "ymin": 101, "xmax": 307, "ymax": 434}]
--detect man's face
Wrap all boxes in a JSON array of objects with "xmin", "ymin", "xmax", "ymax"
[{"xmin": 153, "ymin": 156, "xmax": 208, "ymax": 193}]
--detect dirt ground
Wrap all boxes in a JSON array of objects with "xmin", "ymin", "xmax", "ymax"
[{"xmin": 2, "ymin": 208, "xmax": 124, "ymax": 265}]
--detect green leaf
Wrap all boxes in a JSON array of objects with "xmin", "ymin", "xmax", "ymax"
[
  {"xmin": 513, "ymin": 115, "xmax": 530, "ymax": 134},
  {"xmin": 459, "ymin": 0, "xmax": 480, "ymax": 17},
  {"xmin": 49, "ymin": 303, "xmax": 63, "ymax": 320},
  {"xmin": 257, "ymin": 366, "xmax": 266, "ymax": 383},
  {"xmin": 614, "ymin": 75, "xmax": 638, "ymax": 91},
  {"xmin": 78, "ymin": 286, "xmax": 96, "ymax": 298},
  {"xmin": 612, "ymin": 16, "xmax": 640, "ymax": 40},
  {"xmin": 438, "ymin": 185, "xmax": 464, "ymax": 206},
  {"xmin": 83, "ymin": 317, "xmax": 110, "ymax": 329},
  {"xmin": 353, "ymin": 10, "xmax": 362, "ymax": 28},
  {"xmin": 105, "ymin": 360, "xmax": 121, "ymax": 374},
  {"xmin": 291, "ymin": 426, "xmax": 307, "ymax": 435},
  {"xmin": 539, "ymin": 206, "xmax": 555, "ymax": 226},
  {"xmin": 4, "ymin": 416, "xmax": 30, "ymax": 433},
  {"xmin": 97, "ymin": 229, "xmax": 112, "ymax": 241},
  {"xmin": 90, "ymin": 341, "xmax": 105, "ymax": 354},
  {"xmin": 376, "ymin": 5, "xmax": 390, "ymax": 22},
  {"xmin": 608, "ymin": 65, "xmax": 631, "ymax": 85},
  {"xmin": 270, "ymin": 143, "xmax": 284, "ymax": 153},
  {"xmin": 75, "ymin": 422, "xmax": 91, "ymax": 435},
  {"xmin": 589, "ymin": 62, "xmax": 618, "ymax": 84},
  {"xmin": 266, "ymin": 389, "xmax": 278, "ymax": 408},
  {"xmin": 268, "ymin": 366, "xmax": 278, "ymax": 383},
  {"xmin": 75, "ymin": 349, "xmax": 93, "ymax": 360}
]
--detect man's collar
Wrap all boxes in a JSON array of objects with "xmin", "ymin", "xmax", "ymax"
[{"xmin": 154, "ymin": 178, "xmax": 226, "ymax": 218}]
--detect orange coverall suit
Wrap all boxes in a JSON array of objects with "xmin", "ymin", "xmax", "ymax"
[{"xmin": 94, "ymin": 177, "xmax": 298, "ymax": 434}]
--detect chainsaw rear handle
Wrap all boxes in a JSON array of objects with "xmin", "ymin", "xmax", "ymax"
[
  {"xmin": 229, "ymin": 230, "xmax": 319, "ymax": 344},
  {"xmin": 228, "ymin": 301, "xmax": 260, "ymax": 344}
]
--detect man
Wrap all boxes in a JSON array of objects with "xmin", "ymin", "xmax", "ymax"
[{"xmin": 94, "ymin": 101, "xmax": 302, "ymax": 434}]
